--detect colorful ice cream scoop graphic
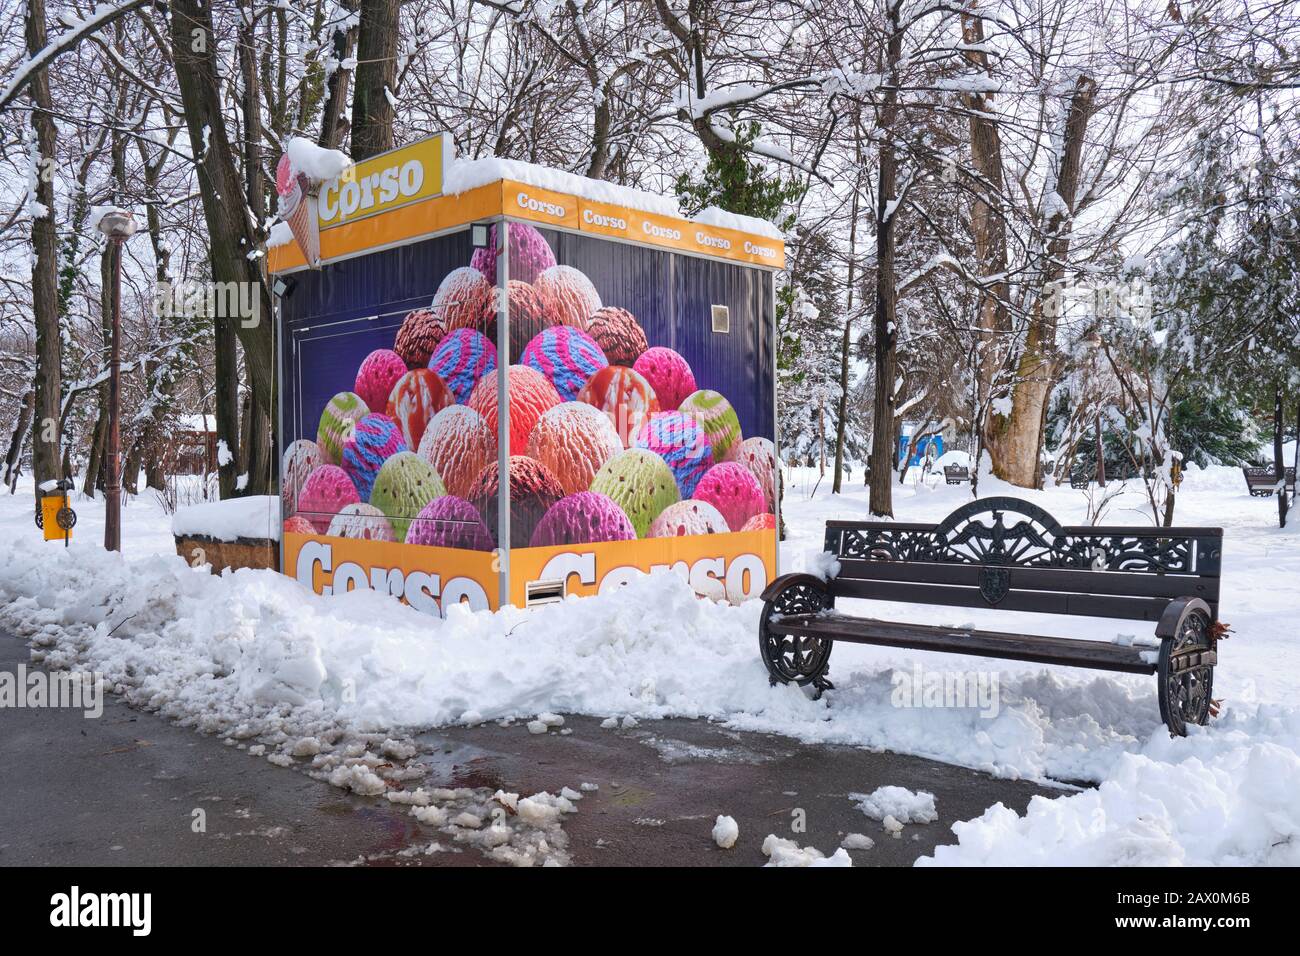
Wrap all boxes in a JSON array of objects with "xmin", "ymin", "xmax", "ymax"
[
  {"xmin": 468, "ymin": 455, "xmax": 564, "ymax": 549},
  {"xmin": 368, "ymin": 451, "xmax": 447, "ymax": 542},
  {"xmin": 386, "ymin": 368, "xmax": 454, "ymax": 450},
  {"xmin": 633, "ymin": 347, "xmax": 696, "ymax": 411},
  {"xmin": 739, "ymin": 512, "xmax": 776, "ymax": 532},
  {"xmin": 691, "ymin": 461, "xmax": 764, "ymax": 534},
  {"xmin": 354, "ymin": 349, "xmax": 408, "ymax": 417},
  {"xmin": 520, "ymin": 325, "xmax": 608, "ymax": 402},
  {"xmin": 281, "ymin": 438, "xmax": 324, "ymax": 516},
  {"xmin": 428, "ymin": 328, "xmax": 497, "ymax": 405},
  {"xmin": 577, "ymin": 365, "xmax": 660, "ymax": 447},
  {"xmin": 341, "ymin": 412, "xmax": 407, "ymax": 501},
  {"xmin": 633, "ymin": 410, "xmax": 713, "ymax": 498},
  {"xmin": 679, "ymin": 389, "xmax": 742, "ymax": 462},
  {"xmin": 274, "ymin": 153, "xmax": 319, "ymax": 265},
  {"xmin": 470, "ymin": 222, "xmax": 557, "ymax": 285},
  {"xmin": 317, "ymin": 391, "xmax": 369, "ymax": 464},
  {"xmin": 327, "ymin": 502, "xmax": 398, "ymax": 542},
  {"xmin": 737, "ymin": 436, "xmax": 777, "ymax": 512},
  {"xmin": 283, "ymin": 515, "xmax": 316, "ymax": 536},
  {"xmin": 586, "ymin": 306, "xmax": 648, "ymax": 367},
  {"xmin": 296, "ymin": 464, "xmax": 361, "ymax": 533},
  {"xmin": 416, "ymin": 404, "xmax": 496, "ymax": 500},
  {"xmin": 393, "ymin": 307, "xmax": 448, "ymax": 368},
  {"xmin": 647, "ymin": 499, "xmax": 731, "ymax": 537},
  {"xmin": 534, "ymin": 265, "xmax": 601, "ymax": 331},
  {"xmin": 469, "ymin": 364, "xmax": 562, "ymax": 457},
  {"xmin": 526, "ymin": 400, "xmax": 623, "ymax": 496},
  {"xmin": 589, "ymin": 447, "xmax": 680, "ymax": 538},
  {"xmin": 531, "ymin": 491, "xmax": 636, "ymax": 547},
  {"xmin": 406, "ymin": 495, "xmax": 495, "ymax": 551},
  {"xmin": 504, "ymin": 280, "xmax": 558, "ymax": 364},
  {"xmin": 431, "ymin": 266, "xmax": 495, "ymax": 336}
]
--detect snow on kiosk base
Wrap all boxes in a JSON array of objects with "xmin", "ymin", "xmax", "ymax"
[{"xmin": 270, "ymin": 134, "xmax": 783, "ymax": 616}]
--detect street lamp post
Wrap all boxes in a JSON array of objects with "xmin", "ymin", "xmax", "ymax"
[{"xmin": 96, "ymin": 208, "xmax": 138, "ymax": 552}]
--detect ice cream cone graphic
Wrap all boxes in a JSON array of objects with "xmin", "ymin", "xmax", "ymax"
[{"xmin": 276, "ymin": 154, "xmax": 321, "ymax": 266}]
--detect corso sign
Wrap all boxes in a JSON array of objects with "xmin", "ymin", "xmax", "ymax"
[{"xmin": 318, "ymin": 134, "xmax": 449, "ymax": 228}]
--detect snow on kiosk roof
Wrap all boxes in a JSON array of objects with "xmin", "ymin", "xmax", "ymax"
[
  {"xmin": 276, "ymin": 134, "xmax": 781, "ymax": 616},
  {"xmin": 268, "ymin": 133, "xmax": 785, "ymax": 274}
]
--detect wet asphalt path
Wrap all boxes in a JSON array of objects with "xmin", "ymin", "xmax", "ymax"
[{"xmin": 0, "ymin": 627, "xmax": 1059, "ymax": 866}]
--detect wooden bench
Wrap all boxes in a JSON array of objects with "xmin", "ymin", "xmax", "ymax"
[
  {"xmin": 942, "ymin": 465, "xmax": 970, "ymax": 485},
  {"xmin": 758, "ymin": 497, "xmax": 1223, "ymax": 736},
  {"xmin": 1242, "ymin": 465, "xmax": 1296, "ymax": 498}
]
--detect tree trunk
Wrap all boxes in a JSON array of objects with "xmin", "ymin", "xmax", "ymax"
[
  {"xmin": 867, "ymin": 6, "xmax": 902, "ymax": 518},
  {"xmin": 958, "ymin": 11, "xmax": 1011, "ymax": 472},
  {"xmin": 985, "ymin": 75, "xmax": 1096, "ymax": 487},
  {"xmin": 351, "ymin": 0, "xmax": 399, "ymax": 160},
  {"xmin": 4, "ymin": 390, "xmax": 34, "ymax": 491},
  {"xmin": 832, "ymin": 175, "xmax": 861, "ymax": 494},
  {"xmin": 214, "ymin": 320, "xmax": 241, "ymax": 499},
  {"xmin": 1275, "ymin": 383, "xmax": 1287, "ymax": 529},
  {"xmin": 169, "ymin": 0, "xmax": 275, "ymax": 430},
  {"xmin": 1095, "ymin": 413, "xmax": 1106, "ymax": 485},
  {"xmin": 26, "ymin": 0, "xmax": 63, "ymax": 501},
  {"xmin": 318, "ymin": 3, "xmax": 358, "ymax": 149}
]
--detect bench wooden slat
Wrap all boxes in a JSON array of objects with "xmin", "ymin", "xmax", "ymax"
[
  {"xmin": 829, "ymin": 577, "xmax": 1174, "ymax": 622},
  {"xmin": 769, "ymin": 613, "xmax": 1157, "ymax": 674},
  {"xmin": 833, "ymin": 558, "xmax": 1220, "ymax": 604}
]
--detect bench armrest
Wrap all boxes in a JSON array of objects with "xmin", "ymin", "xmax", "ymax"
[
  {"xmin": 760, "ymin": 572, "xmax": 831, "ymax": 604},
  {"xmin": 1155, "ymin": 597, "xmax": 1214, "ymax": 641}
]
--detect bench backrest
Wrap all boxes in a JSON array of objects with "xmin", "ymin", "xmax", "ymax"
[
  {"xmin": 822, "ymin": 497, "xmax": 1222, "ymax": 623},
  {"xmin": 943, "ymin": 465, "xmax": 969, "ymax": 478},
  {"xmin": 1244, "ymin": 465, "xmax": 1296, "ymax": 485}
]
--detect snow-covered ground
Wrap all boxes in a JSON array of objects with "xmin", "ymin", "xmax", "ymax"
[{"xmin": 1, "ymin": 463, "xmax": 1298, "ymax": 866}]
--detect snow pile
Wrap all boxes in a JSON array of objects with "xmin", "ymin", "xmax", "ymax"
[
  {"xmin": 761, "ymin": 834, "xmax": 853, "ymax": 867},
  {"xmin": 172, "ymin": 496, "xmax": 280, "ymax": 541},
  {"xmin": 712, "ymin": 815, "xmax": 739, "ymax": 849},
  {"xmin": 285, "ymin": 137, "xmax": 351, "ymax": 181},
  {"xmin": 919, "ymin": 708, "xmax": 1300, "ymax": 866},
  {"xmin": 851, "ymin": 786, "xmax": 938, "ymax": 825}
]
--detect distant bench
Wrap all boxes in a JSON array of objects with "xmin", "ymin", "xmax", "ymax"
[
  {"xmin": 758, "ymin": 497, "xmax": 1223, "ymax": 736},
  {"xmin": 1242, "ymin": 465, "xmax": 1296, "ymax": 498},
  {"xmin": 942, "ymin": 465, "xmax": 970, "ymax": 485}
]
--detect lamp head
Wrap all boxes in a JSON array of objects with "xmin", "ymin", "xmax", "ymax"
[{"xmin": 97, "ymin": 207, "xmax": 139, "ymax": 240}]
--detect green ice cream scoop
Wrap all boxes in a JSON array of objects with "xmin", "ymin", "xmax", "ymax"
[
  {"xmin": 590, "ymin": 447, "xmax": 680, "ymax": 537},
  {"xmin": 369, "ymin": 451, "xmax": 446, "ymax": 541}
]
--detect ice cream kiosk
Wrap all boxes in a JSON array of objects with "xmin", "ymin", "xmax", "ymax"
[{"xmin": 271, "ymin": 134, "xmax": 783, "ymax": 615}]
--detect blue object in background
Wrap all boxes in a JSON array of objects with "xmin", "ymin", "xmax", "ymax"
[{"xmin": 897, "ymin": 433, "xmax": 944, "ymax": 467}]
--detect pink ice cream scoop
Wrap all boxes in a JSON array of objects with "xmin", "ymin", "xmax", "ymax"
[
  {"xmin": 534, "ymin": 265, "xmax": 601, "ymax": 330},
  {"xmin": 282, "ymin": 438, "xmax": 324, "ymax": 517},
  {"xmin": 531, "ymin": 492, "xmax": 636, "ymax": 547},
  {"xmin": 526, "ymin": 400, "xmax": 622, "ymax": 495},
  {"xmin": 432, "ymin": 266, "xmax": 495, "ymax": 336},
  {"xmin": 633, "ymin": 347, "xmax": 696, "ymax": 411},
  {"xmin": 740, "ymin": 512, "xmax": 776, "ymax": 532},
  {"xmin": 647, "ymin": 499, "xmax": 731, "ymax": 537},
  {"xmin": 737, "ymin": 436, "xmax": 777, "ymax": 512},
  {"xmin": 297, "ymin": 464, "xmax": 361, "ymax": 533},
  {"xmin": 417, "ymin": 404, "xmax": 496, "ymax": 499},
  {"xmin": 692, "ymin": 462, "xmax": 764, "ymax": 534},
  {"xmin": 283, "ymin": 515, "xmax": 316, "ymax": 536},
  {"xmin": 470, "ymin": 222, "xmax": 557, "ymax": 285},
  {"xmin": 468, "ymin": 364, "xmax": 562, "ymax": 456},
  {"xmin": 406, "ymin": 495, "xmax": 495, "ymax": 551},
  {"xmin": 354, "ymin": 349, "xmax": 408, "ymax": 416}
]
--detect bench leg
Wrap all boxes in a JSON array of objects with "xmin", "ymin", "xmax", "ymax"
[
  {"xmin": 759, "ymin": 578, "xmax": 835, "ymax": 696},
  {"xmin": 1157, "ymin": 608, "xmax": 1215, "ymax": 737}
]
